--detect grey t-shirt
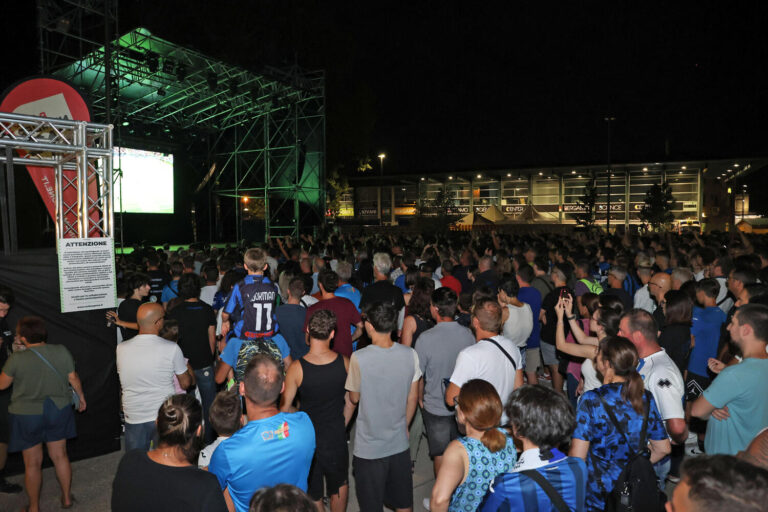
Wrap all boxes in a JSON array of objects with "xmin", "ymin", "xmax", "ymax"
[
  {"xmin": 345, "ymin": 342, "xmax": 421, "ymax": 460},
  {"xmin": 415, "ymin": 321, "xmax": 474, "ymax": 416}
]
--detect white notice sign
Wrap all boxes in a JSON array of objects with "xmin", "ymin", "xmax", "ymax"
[{"xmin": 57, "ymin": 237, "xmax": 117, "ymax": 313}]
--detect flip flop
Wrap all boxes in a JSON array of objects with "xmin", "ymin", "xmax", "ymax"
[{"xmin": 61, "ymin": 495, "xmax": 76, "ymax": 509}]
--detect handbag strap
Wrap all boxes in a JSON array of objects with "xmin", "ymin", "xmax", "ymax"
[
  {"xmin": 28, "ymin": 348, "xmax": 69, "ymax": 388},
  {"xmin": 520, "ymin": 469, "xmax": 571, "ymax": 512},
  {"xmin": 597, "ymin": 389, "xmax": 651, "ymax": 456},
  {"xmin": 481, "ymin": 338, "xmax": 517, "ymax": 370}
]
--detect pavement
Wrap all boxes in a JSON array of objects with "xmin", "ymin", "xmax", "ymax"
[{"xmin": 0, "ymin": 428, "xmax": 437, "ymax": 512}]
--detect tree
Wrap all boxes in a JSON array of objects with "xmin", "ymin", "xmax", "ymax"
[
  {"xmin": 326, "ymin": 168, "xmax": 351, "ymax": 220},
  {"xmin": 639, "ymin": 182, "xmax": 676, "ymax": 231},
  {"xmin": 416, "ymin": 188, "xmax": 461, "ymax": 233},
  {"xmin": 574, "ymin": 179, "xmax": 598, "ymax": 228}
]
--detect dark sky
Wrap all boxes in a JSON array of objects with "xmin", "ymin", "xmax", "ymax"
[{"xmin": 3, "ymin": 2, "xmax": 768, "ymax": 176}]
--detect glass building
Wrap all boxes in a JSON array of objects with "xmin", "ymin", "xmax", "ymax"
[{"xmin": 338, "ymin": 158, "xmax": 766, "ymax": 232}]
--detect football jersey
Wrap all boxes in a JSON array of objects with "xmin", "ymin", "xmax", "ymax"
[{"xmin": 224, "ymin": 275, "xmax": 279, "ymax": 338}]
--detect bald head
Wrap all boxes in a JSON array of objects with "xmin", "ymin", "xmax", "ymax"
[
  {"xmin": 649, "ymin": 272, "xmax": 671, "ymax": 303},
  {"xmin": 137, "ymin": 303, "xmax": 164, "ymax": 334}
]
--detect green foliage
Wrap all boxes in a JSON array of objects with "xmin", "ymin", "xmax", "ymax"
[
  {"xmin": 639, "ymin": 182, "xmax": 676, "ymax": 230},
  {"xmin": 416, "ymin": 189, "xmax": 461, "ymax": 232},
  {"xmin": 326, "ymin": 168, "xmax": 350, "ymax": 219},
  {"xmin": 574, "ymin": 179, "xmax": 598, "ymax": 228}
]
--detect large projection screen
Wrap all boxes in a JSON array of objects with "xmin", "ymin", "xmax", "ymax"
[{"xmin": 114, "ymin": 147, "xmax": 174, "ymax": 214}]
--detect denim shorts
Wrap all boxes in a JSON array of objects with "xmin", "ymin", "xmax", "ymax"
[
  {"xmin": 8, "ymin": 397, "xmax": 76, "ymax": 452},
  {"xmin": 422, "ymin": 408, "xmax": 459, "ymax": 457}
]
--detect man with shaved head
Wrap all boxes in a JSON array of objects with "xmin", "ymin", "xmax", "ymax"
[
  {"xmin": 116, "ymin": 303, "xmax": 194, "ymax": 451},
  {"xmin": 649, "ymin": 272, "xmax": 672, "ymax": 328},
  {"xmin": 210, "ymin": 354, "xmax": 315, "ymax": 512}
]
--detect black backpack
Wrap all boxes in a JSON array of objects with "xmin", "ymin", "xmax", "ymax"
[{"xmin": 597, "ymin": 390, "xmax": 666, "ymax": 512}]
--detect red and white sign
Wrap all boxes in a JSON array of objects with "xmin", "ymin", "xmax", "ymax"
[{"xmin": 0, "ymin": 77, "xmax": 100, "ymax": 236}]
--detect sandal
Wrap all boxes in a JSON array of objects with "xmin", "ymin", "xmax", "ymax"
[{"xmin": 61, "ymin": 495, "xmax": 76, "ymax": 509}]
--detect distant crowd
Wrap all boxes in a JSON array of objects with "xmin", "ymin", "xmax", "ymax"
[{"xmin": 2, "ymin": 227, "xmax": 768, "ymax": 511}]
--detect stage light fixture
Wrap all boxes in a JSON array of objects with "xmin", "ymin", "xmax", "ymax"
[
  {"xmin": 121, "ymin": 120, "xmax": 129, "ymax": 126},
  {"xmin": 207, "ymin": 73, "xmax": 218, "ymax": 91},
  {"xmin": 145, "ymin": 51, "xmax": 159, "ymax": 73},
  {"xmin": 162, "ymin": 58, "xmax": 175, "ymax": 74},
  {"xmin": 176, "ymin": 63, "xmax": 187, "ymax": 82}
]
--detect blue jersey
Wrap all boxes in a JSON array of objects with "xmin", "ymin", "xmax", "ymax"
[
  {"xmin": 224, "ymin": 275, "xmax": 279, "ymax": 338},
  {"xmin": 481, "ymin": 450, "xmax": 587, "ymax": 512},
  {"xmin": 573, "ymin": 384, "xmax": 667, "ymax": 511},
  {"xmin": 209, "ymin": 412, "xmax": 315, "ymax": 512},
  {"xmin": 688, "ymin": 306, "xmax": 727, "ymax": 377},
  {"xmin": 518, "ymin": 286, "xmax": 542, "ymax": 349}
]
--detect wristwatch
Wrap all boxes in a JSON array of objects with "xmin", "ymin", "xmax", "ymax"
[{"xmin": 566, "ymin": 315, "xmax": 577, "ymax": 320}]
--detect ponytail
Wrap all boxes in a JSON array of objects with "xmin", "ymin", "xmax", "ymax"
[
  {"xmin": 458, "ymin": 379, "xmax": 507, "ymax": 453},
  {"xmin": 599, "ymin": 335, "xmax": 645, "ymax": 415},
  {"xmin": 481, "ymin": 427, "xmax": 507, "ymax": 453},
  {"xmin": 622, "ymin": 371, "xmax": 646, "ymax": 415}
]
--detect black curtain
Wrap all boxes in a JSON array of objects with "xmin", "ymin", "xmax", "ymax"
[{"xmin": 0, "ymin": 249, "xmax": 121, "ymax": 474}]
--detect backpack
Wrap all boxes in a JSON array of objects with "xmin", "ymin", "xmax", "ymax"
[
  {"xmin": 597, "ymin": 390, "xmax": 666, "ymax": 512},
  {"xmin": 579, "ymin": 278, "xmax": 604, "ymax": 295},
  {"xmin": 234, "ymin": 337, "xmax": 284, "ymax": 382}
]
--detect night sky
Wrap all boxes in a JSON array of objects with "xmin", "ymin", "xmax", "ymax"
[{"xmin": 3, "ymin": 2, "xmax": 768, "ymax": 177}]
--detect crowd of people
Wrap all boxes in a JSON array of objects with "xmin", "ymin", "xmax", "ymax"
[{"xmin": 2, "ymin": 227, "xmax": 768, "ymax": 511}]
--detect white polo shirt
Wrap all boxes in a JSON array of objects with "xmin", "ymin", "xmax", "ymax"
[{"xmin": 638, "ymin": 348, "xmax": 685, "ymax": 421}]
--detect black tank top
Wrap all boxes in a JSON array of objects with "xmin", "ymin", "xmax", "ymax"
[
  {"xmin": 412, "ymin": 314, "xmax": 435, "ymax": 349},
  {"xmin": 298, "ymin": 354, "xmax": 347, "ymax": 440}
]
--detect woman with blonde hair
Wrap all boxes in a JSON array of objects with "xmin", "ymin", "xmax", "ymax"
[{"xmin": 430, "ymin": 379, "xmax": 516, "ymax": 512}]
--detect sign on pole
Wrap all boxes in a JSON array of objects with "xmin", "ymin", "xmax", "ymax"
[{"xmin": 57, "ymin": 237, "xmax": 117, "ymax": 313}]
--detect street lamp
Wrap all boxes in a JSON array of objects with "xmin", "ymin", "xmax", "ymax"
[
  {"xmin": 604, "ymin": 116, "xmax": 616, "ymax": 231},
  {"xmin": 378, "ymin": 153, "xmax": 386, "ymax": 176}
]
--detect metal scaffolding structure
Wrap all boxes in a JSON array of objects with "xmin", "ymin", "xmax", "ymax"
[
  {"xmin": 0, "ymin": 112, "xmax": 114, "ymax": 254},
  {"xmin": 37, "ymin": 0, "xmax": 326, "ymax": 242}
]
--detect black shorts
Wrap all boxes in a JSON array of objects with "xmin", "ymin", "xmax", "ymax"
[
  {"xmin": 685, "ymin": 373, "xmax": 711, "ymax": 403},
  {"xmin": 0, "ymin": 389, "xmax": 11, "ymax": 444},
  {"xmin": 307, "ymin": 438, "xmax": 349, "ymax": 500},
  {"xmin": 422, "ymin": 409, "xmax": 459, "ymax": 457},
  {"xmin": 353, "ymin": 449, "xmax": 412, "ymax": 510}
]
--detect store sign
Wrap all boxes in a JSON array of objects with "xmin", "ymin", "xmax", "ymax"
[
  {"xmin": 358, "ymin": 207, "xmax": 378, "ymax": 217},
  {"xmin": 682, "ymin": 201, "xmax": 697, "ymax": 211},
  {"xmin": 449, "ymin": 206, "xmax": 471, "ymax": 214},
  {"xmin": 563, "ymin": 204, "xmax": 588, "ymax": 212},
  {"xmin": 502, "ymin": 205, "xmax": 526, "ymax": 214},
  {"xmin": 473, "ymin": 205, "xmax": 490, "ymax": 214},
  {"xmin": 596, "ymin": 203, "xmax": 625, "ymax": 212}
]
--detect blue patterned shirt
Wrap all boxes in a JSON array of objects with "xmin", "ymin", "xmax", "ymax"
[
  {"xmin": 450, "ymin": 432, "xmax": 516, "ymax": 512},
  {"xmin": 480, "ymin": 449, "xmax": 587, "ymax": 512},
  {"xmin": 573, "ymin": 383, "xmax": 667, "ymax": 511}
]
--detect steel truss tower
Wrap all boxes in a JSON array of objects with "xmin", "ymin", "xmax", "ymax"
[{"xmin": 36, "ymin": 0, "xmax": 325, "ymax": 242}]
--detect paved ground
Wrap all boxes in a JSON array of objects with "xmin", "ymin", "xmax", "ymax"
[{"xmin": 0, "ymin": 430, "xmax": 437, "ymax": 512}]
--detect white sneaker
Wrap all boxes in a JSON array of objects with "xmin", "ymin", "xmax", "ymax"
[
  {"xmin": 685, "ymin": 431, "xmax": 699, "ymax": 445},
  {"xmin": 423, "ymin": 497, "xmax": 431, "ymax": 510}
]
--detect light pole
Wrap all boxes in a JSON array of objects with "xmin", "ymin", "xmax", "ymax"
[
  {"xmin": 742, "ymin": 184, "xmax": 747, "ymax": 222},
  {"xmin": 604, "ymin": 116, "xmax": 616, "ymax": 231},
  {"xmin": 377, "ymin": 153, "xmax": 386, "ymax": 225}
]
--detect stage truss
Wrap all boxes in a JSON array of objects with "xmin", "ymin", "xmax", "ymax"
[
  {"xmin": 38, "ymin": 0, "xmax": 326, "ymax": 241},
  {"xmin": 0, "ymin": 112, "xmax": 114, "ymax": 254}
]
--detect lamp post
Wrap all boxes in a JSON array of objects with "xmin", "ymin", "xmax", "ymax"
[
  {"xmin": 377, "ymin": 153, "xmax": 386, "ymax": 225},
  {"xmin": 604, "ymin": 116, "xmax": 616, "ymax": 231}
]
